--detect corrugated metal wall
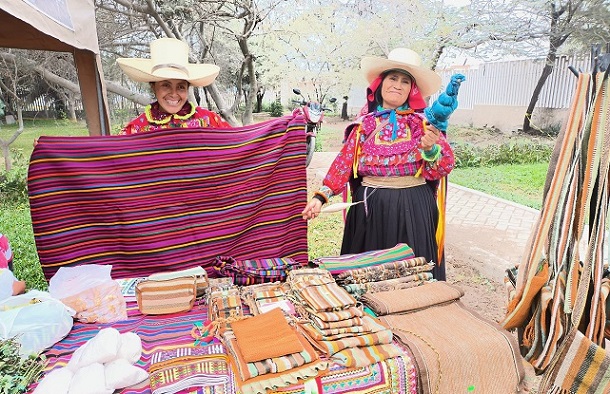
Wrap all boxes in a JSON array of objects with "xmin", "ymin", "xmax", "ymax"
[{"xmin": 435, "ymin": 55, "xmax": 591, "ymax": 110}]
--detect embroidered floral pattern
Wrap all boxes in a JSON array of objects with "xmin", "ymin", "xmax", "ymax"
[{"xmin": 320, "ymin": 111, "xmax": 455, "ymax": 197}]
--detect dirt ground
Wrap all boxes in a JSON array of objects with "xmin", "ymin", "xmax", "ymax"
[{"xmin": 316, "ymin": 117, "xmax": 542, "ymax": 392}]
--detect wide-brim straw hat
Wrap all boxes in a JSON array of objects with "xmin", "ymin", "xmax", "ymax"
[
  {"xmin": 116, "ymin": 37, "xmax": 220, "ymax": 87},
  {"xmin": 361, "ymin": 48, "xmax": 442, "ymax": 97}
]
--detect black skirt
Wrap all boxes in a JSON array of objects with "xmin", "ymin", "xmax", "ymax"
[{"xmin": 341, "ymin": 182, "xmax": 445, "ymax": 280}]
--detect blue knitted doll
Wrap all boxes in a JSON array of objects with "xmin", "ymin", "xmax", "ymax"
[{"xmin": 424, "ymin": 73, "xmax": 466, "ymax": 133}]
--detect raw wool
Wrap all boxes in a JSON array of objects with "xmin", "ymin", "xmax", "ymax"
[
  {"xmin": 117, "ymin": 332, "xmax": 143, "ymax": 365},
  {"xmin": 68, "ymin": 363, "xmax": 111, "ymax": 394},
  {"xmin": 77, "ymin": 327, "xmax": 121, "ymax": 366},
  {"xmin": 104, "ymin": 358, "xmax": 149, "ymax": 390},
  {"xmin": 44, "ymin": 327, "xmax": 147, "ymax": 393},
  {"xmin": 32, "ymin": 364, "xmax": 74, "ymax": 394}
]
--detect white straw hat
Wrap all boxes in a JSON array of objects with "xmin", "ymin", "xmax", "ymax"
[
  {"xmin": 361, "ymin": 48, "xmax": 442, "ymax": 97},
  {"xmin": 116, "ymin": 37, "xmax": 220, "ymax": 87}
]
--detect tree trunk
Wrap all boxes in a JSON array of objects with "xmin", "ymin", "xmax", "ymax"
[
  {"xmin": 0, "ymin": 105, "xmax": 25, "ymax": 171},
  {"xmin": 207, "ymin": 82, "xmax": 239, "ymax": 126},
  {"xmin": 522, "ymin": 53, "xmax": 556, "ymax": 133},
  {"xmin": 67, "ymin": 96, "xmax": 77, "ymax": 121},
  {"xmin": 2, "ymin": 144, "xmax": 9, "ymax": 172}
]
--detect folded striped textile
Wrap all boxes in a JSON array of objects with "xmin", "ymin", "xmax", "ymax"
[
  {"xmin": 342, "ymin": 274, "xmax": 432, "ymax": 300},
  {"xmin": 230, "ymin": 308, "xmax": 304, "ymax": 363},
  {"xmin": 301, "ymin": 305, "xmax": 364, "ymax": 323},
  {"xmin": 330, "ymin": 343, "xmax": 404, "ymax": 368},
  {"xmin": 290, "ymin": 277, "xmax": 358, "ymax": 312},
  {"xmin": 269, "ymin": 352, "xmax": 419, "ymax": 394},
  {"xmin": 335, "ymin": 256, "xmax": 432, "ymax": 284},
  {"xmin": 310, "ymin": 315, "xmax": 362, "ymax": 330},
  {"xmin": 311, "ymin": 243, "xmax": 415, "ymax": 275},
  {"xmin": 374, "ymin": 282, "xmax": 525, "ymax": 394},
  {"xmin": 221, "ymin": 326, "xmax": 328, "ymax": 393},
  {"xmin": 239, "ymin": 282, "xmax": 294, "ymax": 316},
  {"xmin": 213, "ymin": 256, "xmax": 302, "ymax": 286},
  {"xmin": 361, "ymin": 281, "xmax": 463, "ymax": 316},
  {"xmin": 300, "ymin": 315, "xmax": 393, "ymax": 355},
  {"xmin": 148, "ymin": 344, "xmax": 227, "ymax": 373},
  {"xmin": 149, "ymin": 350, "xmax": 232, "ymax": 394},
  {"xmin": 28, "ymin": 115, "xmax": 308, "ymax": 281},
  {"xmin": 222, "ymin": 328, "xmax": 319, "ymax": 381}
]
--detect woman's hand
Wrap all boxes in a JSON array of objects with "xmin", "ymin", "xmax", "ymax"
[
  {"xmin": 301, "ymin": 198, "xmax": 323, "ymax": 220},
  {"xmin": 420, "ymin": 123, "xmax": 440, "ymax": 151}
]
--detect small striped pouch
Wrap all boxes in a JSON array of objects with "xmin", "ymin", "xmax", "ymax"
[{"xmin": 135, "ymin": 276, "xmax": 196, "ymax": 315}]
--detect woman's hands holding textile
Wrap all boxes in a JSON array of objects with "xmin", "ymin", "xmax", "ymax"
[
  {"xmin": 302, "ymin": 198, "xmax": 323, "ymax": 220},
  {"xmin": 420, "ymin": 123, "xmax": 440, "ymax": 151}
]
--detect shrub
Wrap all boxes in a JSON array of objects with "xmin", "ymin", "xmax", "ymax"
[
  {"xmin": 268, "ymin": 101, "xmax": 284, "ymax": 117},
  {"xmin": 453, "ymin": 142, "xmax": 553, "ymax": 168},
  {"xmin": 0, "ymin": 150, "xmax": 29, "ymax": 205}
]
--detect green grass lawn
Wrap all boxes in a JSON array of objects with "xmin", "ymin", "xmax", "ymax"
[
  {"xmin": 450, "ymin": 163, "xmax": 548, "ymax": 210},
  {"xmin": 1, "ymin": 119, "xmax": 88, "ymax": 160}
]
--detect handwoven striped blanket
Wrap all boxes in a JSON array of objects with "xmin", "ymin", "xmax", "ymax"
[{"xmin": 28, "ymin": 115, "xmax": 309, "ymax": 280}]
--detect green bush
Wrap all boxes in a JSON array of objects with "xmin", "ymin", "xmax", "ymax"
[
  {"xmin": 453, "ymin": 142, "xmax": 552, "ymax": 168},
  {"xmin": 0, "ymin": 150, "xmax": 29, "ymax": 205},
  {"xmin": 268, "ymin": 101, "xmax": 284, "ymax": 117}
]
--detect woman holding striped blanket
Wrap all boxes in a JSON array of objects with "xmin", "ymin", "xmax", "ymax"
[
  {"xmin": 116, "ymin": 37, "xmax": 230, "ymax": 134},
  {"xmin": 302, "ymin": 48, "xmax": 458, "ymax": 280}
]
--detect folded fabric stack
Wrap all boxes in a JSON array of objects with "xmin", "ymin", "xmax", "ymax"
[
  {"xmin": 148, "ymin": 344, "xmax": 235, "ymax": 394},
  {"xmin": 207, "ymin": 285, "xmax": 244, "ymax": 333},
  {"xmin": 219, "ymin": 308, "xmax": 328, "ymax": 394},
  {"xmin": 335, "ymin": 256, "xmax": 435, "ymax": 299},
  {"xmin": 362, "ymin": 281, "xmax": 526, "ymax": 394},
  {"xmin": 240, "ymin": 281, "xmax": 296, "ymax": 316},
  {"xmin": 310, "ymin": 243, "xmax": 415, "ymax": 275},
  {"xmin": 287, "ymin": 268, "xmax": 402, "ymax": 368}
]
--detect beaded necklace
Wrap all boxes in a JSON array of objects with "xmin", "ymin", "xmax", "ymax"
[{"xmin": 145, "ymin": 101, "xmax": 197, "ymax": 125}]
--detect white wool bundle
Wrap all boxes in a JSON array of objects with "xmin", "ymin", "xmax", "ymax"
[
  {"xmin": 117, "ymin": 332, "xmax": 143, "ymax": 364},
  {"xmin": 104, "ymin": 358, "xmax": 148, "ymax": 390},
  {"xmin": 33, "ymin": 367, "xmax": 73, "ymax": 394},
  {"xmin": 77, "ymin": 327, "xmax": 121, "ymax": 366},
  {"xmin": 68, "ymin": 363, "xmax": 112, "ymax": 394}
]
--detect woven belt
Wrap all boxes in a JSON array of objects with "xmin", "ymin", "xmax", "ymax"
[{"xmin": 361, "ymin": 176, "xmax": 425, "ymax": 189}]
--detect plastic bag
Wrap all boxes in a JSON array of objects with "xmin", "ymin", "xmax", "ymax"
[
  {"xmin": 49, "ymin": 265, "xmax": 127, "ymax": 323},
  {"xmin": 0, "ymin": 290, "xmax": 73, "ymax": 356},
  {"xmin": 49, "ymin": 265, "xmax": 113, "ymax": 299}
]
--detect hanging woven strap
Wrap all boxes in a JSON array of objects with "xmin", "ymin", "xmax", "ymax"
[{"xmin": 503, "ymin": 72, "xmax": 591, "ymax": 330}]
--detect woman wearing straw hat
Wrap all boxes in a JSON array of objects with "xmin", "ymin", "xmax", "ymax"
[
  {"xmin": 302, "ymin": 48, "xmax": 457, "ymax": 280},
  {"xmin": 116, "ymin": 37, "xmax": 230, "ymax": 135}
]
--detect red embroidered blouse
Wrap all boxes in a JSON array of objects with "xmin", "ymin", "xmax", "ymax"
[
  {"xmin": 120, "ymin": 101, "xmax": 230, "ymax": 135},
  {"xmin": 318, "ymin": 110, "xmax": 455, "ymax": 199}
]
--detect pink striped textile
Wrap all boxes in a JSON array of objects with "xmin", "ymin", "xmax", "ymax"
[{"xmin": 28, "ymin": 114, "xmax": 308, "ymax": 280}]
